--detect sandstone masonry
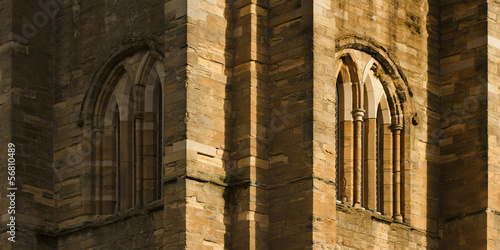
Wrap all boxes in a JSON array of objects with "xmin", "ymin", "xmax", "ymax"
[{"xmin": 0, "ymin": 0, "xmax": 499, "ymax": 249}]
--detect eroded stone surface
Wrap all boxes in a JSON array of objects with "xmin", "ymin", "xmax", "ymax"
[{"xmin": 1, "ymin": 0, "xmax": 499, "ymax": 249}]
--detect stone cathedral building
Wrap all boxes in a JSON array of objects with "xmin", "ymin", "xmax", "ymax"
[{"xmin": 1, "ymin": 0, "xmax": 500, "ymax": 249}]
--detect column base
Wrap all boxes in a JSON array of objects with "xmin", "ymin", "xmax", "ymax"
[{"xmin": 393, "ymin": 214, "xmax": 403, "ymax": 222}]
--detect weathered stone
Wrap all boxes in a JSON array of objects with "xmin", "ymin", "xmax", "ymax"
[{"xmin": 3, "ymin": 0, "xmax": 500, "ymax": 249}]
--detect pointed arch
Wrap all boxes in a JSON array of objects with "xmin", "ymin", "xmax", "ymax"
[
  {"xmin": 336, "ymin": 35, "xmax": 412, "ymax": 128},
  {"xmin": 79, "ymin": 46, "xmax": 165, "ymax": 215},
  {"xmin": 378, "ymin": 95, "xmax": 391, "ymax": 125},
  {"xmin": 116, "ymin": 73, "xmax": 134, "ymax": 122},
  {"xmin": 334, "ymin": 45, "xmax": 409, "ymax": 221},
  {"xmin": 143, "ymin": 62, "xmax": 163, "ymax": 113},
  {"xmin": 137, "ymin": 55, "xmax": 165, "ymax": 203},
  {"xmin": 80, "ymin": 38, "xmax": 163, "ymax": 128},
  {"xmin": 334, "ymin": 53, "xmax": 361, "ymax": 205},
  {"xmin": 92, "ymin": 64, "xmax": 135, "ymax": 128},
  {"xmin": 363, "ymin": 58, "xmax": 390, "ymax": 120},
  {"xmin": 104, "ymin": 93, "xmax": 119, "ymax": 128}
]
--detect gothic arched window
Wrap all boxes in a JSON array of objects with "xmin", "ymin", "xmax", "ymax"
[
  {"xmin": 91, "ymin": 51, "xmax": 164, "ymax": 214},
  {"xmin": 335, "ymin": 54, "xmax": 405, "ymax": 222}
]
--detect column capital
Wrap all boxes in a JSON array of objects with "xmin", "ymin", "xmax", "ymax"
[
  {"xmin": 134, "ymin": 112, "xmax": 144, "ymax": 120},
  {"xmin": 93, "ymin": 126, "xmax": 104, "ymax": 133},
  {"xmin": 391, "ymin": 124, "xmax": 403, "ymax": 131},
  {"xmin": 352, "ymin": 109, "xmax": 365, "ymax": 121}
]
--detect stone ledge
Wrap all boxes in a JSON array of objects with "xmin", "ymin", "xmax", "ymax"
[
  {"xmin": 439, "ymin": 208, "xmax": 500, "ymax": 226},
  {"xmin": 336, "ymin": 202, "xmax": 398, "ymax": 226},
  {"xmin": 164, "ymin": 173, "xmax": 229, "ymax": 188},
  {"xmin": 49, "ymin": 200, "xmax": 164, "ymax": 237},
  {"xmin": 336, "ymin": 202, "xmax": 435, "ymax": 238}
]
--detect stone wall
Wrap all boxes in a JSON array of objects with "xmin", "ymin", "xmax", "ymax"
[
  {"xmin": 439, "ymin": 0, "xmax": 489, "ymax": 248},
  {"xmin": 57, "ymin": 204, "xmax": 163, "ymax": 249},
  {"xmin": 168, "ymin": 0, "xmax": 232, "ymax": 248},
  {"xmin": 487, "ymin": 1, "xmax": 500, "ymax": 248},
  {"xmin": 231, "ymin": 0, "xmax": 269, "ymax": 248},
  {"xmin": 334, "ymin": 0, "xmax": 440, "ymax": 233},
  {"xmin": 3, "ymin": 0, "xmax": 500, "ymax": 249},
  {"xmin": 267, "ymin": 0, "xmax": 315, "ymax": 249},
  {"xmin": 52, "ymin": 0, "xmax": 169, "ymax": 248},
  {"xmin": 336, "ymin": 204, "xmax": 438, "ymax": 249},
  {"xmin": 0, "ymin": 0, "xmax": 14, "ymax": 248},
  {"xmin": 0, "ymin": 0, "xmax": 55, "ymax": 248}
]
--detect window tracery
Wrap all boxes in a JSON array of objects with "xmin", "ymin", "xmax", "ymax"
[
  {"xmin": 90, "ymin": 51, "xmax": 164, "ymax": 214},
  {"xmin": 335, "ymin": 53, "xmax": 405, "ymax": 222}
]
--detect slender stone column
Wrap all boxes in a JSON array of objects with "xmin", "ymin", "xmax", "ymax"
[
  {"xmin": 134, "ymin": 85, "xmax": 145, "ymax": 207},
  {"xmin": 134, "ymin": 113, "xmax": 143, "ymax": 207},
  {"xmin": 353, "ymin": 109, "xmax": 365, "ymax": 207},
  {"xmin": 94, "ymin": 126, "xmax": 103, "ymax": 214},
  {"xmin": 392, "ymin": 124, "xmax": 403, "ymax": 222}
]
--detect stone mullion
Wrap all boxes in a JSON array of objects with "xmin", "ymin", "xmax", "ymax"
[
  {"xmin": 134, "ymin": 85, "xmax": 145, "ymax": 207},
  {"xmin": 353, "ymin": 109, "xmax": 365, "ymax": 207},
  {"xmin": 94, "ymin": 127, "xmax": 103, "ymax": 214},
  {"xmin": 352, "ymin": 80, "xmax": 365, "ymax": 208},
  {"xmin": 363, "ymin": 118, "xmax": 377, "ymax": 211},
  {"xmin": 392, "ymin": 125, "xmax": 403, "ymax": 222},
  {"xmin": 340, "ymin": 120, "xmax": 354, "ymax": 205},
  {"xmin": 381, "ymin": 124, "xmax": 393, "ymax": 216},
  {"xmin": 134, "ymin": 114, "xmax": 144, "ymax": 207},
  {"xmin": 119, "ymin": 121, "xmax": 134, "ymax": 210}
]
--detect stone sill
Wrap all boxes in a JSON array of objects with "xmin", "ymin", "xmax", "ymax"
[
  {"xmin": 54, "ymin": 199, "xmax": 164, "ymax": 237},
  {"xmin": 335, "ymin": 201, "xmax": 436, "ymax": 238},
  {"xmin": 336, "ymin": 201, "xmax": 401, "ymax": 225},
  {"xmin": 336, "ymin": 201, "xmax": 438, "ymax": 239}
]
